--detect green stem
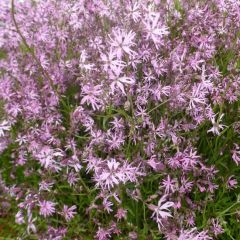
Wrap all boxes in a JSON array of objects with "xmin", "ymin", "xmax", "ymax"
[
  {"xmin": 147, "ymin": 99, "xmax": 170, "ymax": 114},
  {"xmin": 218, "ymin": 201, "xmax": 240, "ymax": 216},
  {"xmin": 79, "ymin": 175, "xmax": 90, "ymax": 194}
]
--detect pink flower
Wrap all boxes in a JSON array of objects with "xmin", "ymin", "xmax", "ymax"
[
  {"xmin": 110, "ymin": 71, "xmax": 135, "ymax": 95},
  {"xmin": 101, "ymin": 49, "xmax": 126, "ymax": 73},
  {"xmin": 80, "ymin": 84, "xmax": 103, "ymax": 110},
  {"xmin": 178, "ymin": 228, "xmax": 212, "ymax": 240},
  {"xmin": 95, "ymin": 227, "xmax": 111, "ymax": 240},
  {"xmin": 232, "ymin": 144, "xmax": 240, "ymax": 165},
  {"xmin": 39, "ymin": 181, "xmax": 54, "ymax": 192},
  {"xmin": 39, "ymin": 200, "xmax": 56, "ymax": 218},
  {"xmin": 106, "ymin": 130, "xmax": 125, "ymax": 150},
  {"xmin": 108, "ymin": 28, "xmax": 136, "ymax": 58},
  {"xmin": 103, "ymin": 198, "xmax": 113, "ymax": 213},
  {"xmin": 95, "ymin": 158, "xmax": 143, "ymax": 190},
  {"xmin": 149, "ymin": 195, "xmax": 174, "ymax": 229},
  {"xmin": 109, "ymin": 117, "xmax": 124, "ymax": 130},
  {"xmin": 188, "ymin": 84, "xmax": 207, "ymax": 110},
  {"xmin": 36, "ymin": 146, "xmax": 63, "ymax": 169},
  {"xmin": 114, "ymin": 208, "xmax": 127, "ymax": 221},
  {"xmin": 151, "ymin": 83, "xmax": 171, "ymax": 101},
  {"xmin": 211, "ymin": 218, "xmax": 224, "ymax": 236},
  {"xmin": 226, "ymin": 175, "xmax": 238, "ymax": 190},
  {"xmin": 95, "ymin": 159, "xmax": 122, "ymax": 190},
  {"xmin": 143, "ymin": 13, "xmax": 169, "ymax": 46},
  {"xmin": 60, "ymin": 205, "xmax": 77, "ymax": 222},
  {"xmin": 147, "ymin": 155, "xmax": 164, "ymax": 172},
  {"xmin": 127, "ymin": 2, "xmax": 141, "ymax": 22},
  {"xmin": 161, "ymin": 175, "xmax": 176, "ymax": 194}
]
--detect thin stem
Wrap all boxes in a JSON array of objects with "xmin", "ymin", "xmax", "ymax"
[
  {"xmin": 147, "ymin": 99, "xmax": 170, "ymax": 114},
  {"xmin": 79, "ymin": 175, "xmax": 90, "ymax": 194},
  {"xmin": 218, "ymin": 201, "xmax": 240, "ymax": 216}
]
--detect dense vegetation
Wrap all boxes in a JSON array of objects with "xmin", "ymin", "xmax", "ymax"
[{"xmin": 0, "ymin": 0, "xmax": 240, "ymax": 239}]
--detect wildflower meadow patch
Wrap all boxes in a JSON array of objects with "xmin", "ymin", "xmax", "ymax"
[{"xmin": 0, "ymin": 0, "xmax": 240, "ymax": 239}]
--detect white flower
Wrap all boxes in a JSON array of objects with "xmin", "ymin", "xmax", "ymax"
[
  {"xmin": 15, "ymin": 211, "xmax": 25, "ymax": 225},
  {"xmin": 207, "ymin": 113, "xmax": 226, "ymax": 135},
  {"xmin": 27, "ymin": 211, "xmax": 37, "ymax": 234},
  {"xmin": 0, "ymin": 120, "xmax": 11, "ymax": 137},
  {"xmin": 16, "ymin": 134, "xmax": 28, "ymax": 145},
  {"xmin": 79, "ymin": 50, "xmax": 95, "ymax": 71}
]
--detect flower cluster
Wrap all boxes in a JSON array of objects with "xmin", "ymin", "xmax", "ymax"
[{"xmin": 0, "ymin": 0, "xmax": 240, "ymax": 239}]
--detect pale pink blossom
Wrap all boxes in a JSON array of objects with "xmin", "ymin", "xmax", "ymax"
[
  {"xmin": 39, "ymin": 200, "xmax": 56, "ymax": 218},
  {"xmin": 108, "ymin": 29, "xmax": 136, "ymax": 58},
  {"xmin": 60, "ymin": 205, "xmax": 77, "ymax": 222},
  {"xmin": 149, "ymin": 195, "xmax": 174, "ymax": 229}
]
